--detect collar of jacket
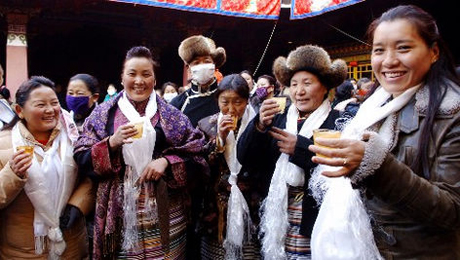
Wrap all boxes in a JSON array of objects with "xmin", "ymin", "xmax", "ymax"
[
  {"xmin": 190, "ymin": 79, "xmax": 218, "ymax": 94},
  {"xmin": 18, "ymin": 120, "xmax": 62, "ymax": 150},
  {"xmin": 399, "ymin": 81, "xmax": 460, "ymax": 134}
]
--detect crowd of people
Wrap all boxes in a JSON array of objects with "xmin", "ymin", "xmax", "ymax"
[{"xmin": 0, "ymin": 4, "xmax": 460, "ymax": 260}]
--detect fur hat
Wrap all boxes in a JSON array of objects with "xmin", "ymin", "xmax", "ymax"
[
  {"xmin": 178, "ymin": 35, "xmax": 226, "ymax": 68},
  {"xmin": 273, "ymin": 44, "xmax": 347, "ymax": 90}
]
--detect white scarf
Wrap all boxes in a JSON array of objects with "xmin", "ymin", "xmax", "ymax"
[
  {"xmin": 260, "ymin": 99, "xmax": 331, "ymax": 260},
  {"xmin": 220, "ymin": 105, "xmax": 256, "ymax": 259},
  {"xmin": 11, "ymin": 110, "xmax": 78, "ymax": 259},
  {"xmin": 310, "ymin": 85, "xmax": 420, "ymax": 260},
  {"xmin": 117, "ymin": 91, "xmax": 158, "ymax": 250}
]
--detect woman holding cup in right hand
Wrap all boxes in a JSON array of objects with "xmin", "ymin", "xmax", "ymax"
[
  {"xmin": 309, "ymin": 5, "xmax": 460, "ymax": 259},
  {"xmin": 237, "ymin": 44, "xmax": 347, "ymax": 259},
  {"xmin": 0, "ymin": 76, "xmax": 92, "ymax": 259},
  {"xmin": 74, "ymin": 46, "xmax": 208, "ymax": 259}
]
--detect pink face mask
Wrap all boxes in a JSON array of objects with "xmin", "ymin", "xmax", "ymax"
[{"xmin": 255, "ymin": 86, "xmax": 269, "ymax": 100}]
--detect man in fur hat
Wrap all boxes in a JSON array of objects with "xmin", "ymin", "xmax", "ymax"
[
  {"xmin": 171, "ymin": 35, "xmax": 226, "ymax": 259},
  {"xmin": 170, "ymin": 35, "xmax": 226, "ymax": 127}
]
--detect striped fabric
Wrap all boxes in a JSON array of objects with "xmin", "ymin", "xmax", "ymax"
[
  {"xmin": 286, "ymin": 186, "xmax": 311, "ymax": 260},
  {"xmin": 116, "ymin": 187, "xmax": 187, "ymax": 259},
  {"xmin": 201, "ymin": 236, "xmax": 261, "ymax": 260}
]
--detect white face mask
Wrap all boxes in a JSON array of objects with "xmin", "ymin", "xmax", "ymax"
[
  {"xmin": 163, "ymin": 92, "xmax": 178, "ymax": 102},
  {"xmin": 107, "ymin": 88, "xmax": 116, "ymax": 96},
  {"xmin": 190, "ymin": 63, "xmax": 215, "ymax": 85}
]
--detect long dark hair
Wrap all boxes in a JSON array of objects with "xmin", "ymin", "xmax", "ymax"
[
  {"xmin": 366, "ymin": 5, "xmax": 460, "ymax": 178},
  {"xmin": 5, "ymin": 76, "xmax": 56, "ymax": 129}
]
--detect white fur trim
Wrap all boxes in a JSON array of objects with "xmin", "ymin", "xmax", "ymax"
[
  {"xmin": 350, "ymin": 132, "xmax": 389, "ymax": 185},
  {"xmin": 415, "ymin": 82, "xmax": 460, "ymax": 115}
]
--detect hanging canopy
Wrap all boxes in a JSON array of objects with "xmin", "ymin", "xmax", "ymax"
[
  {"xmin": 109, "ymin": 0, "xmax": 281, "ymax": 19},
  {"xmin": 290, "ymin": 0, "xmax": 365, "ymax": 19}
]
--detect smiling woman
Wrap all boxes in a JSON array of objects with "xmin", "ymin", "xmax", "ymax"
[
  {"xmin": 237, "ymin": 44, "xmax": 347, "ymax": 259},
  {"xmin": 0, "ymin": 76, "xmax": 93, "ymax": 259},
  {"xmin": 308, "ymin": 5, "xmax": 460, "ymax": 259},
  {"xmin": 13, "ymin": 79, "xmax": 61, "ymax": 140},
  {"xmin": 370, "ymin": 19, "xmax": 439, "ymax": 97},
  {"xmin": 74, "ymin": 46, "xmax": 208, "ymax": 259}
]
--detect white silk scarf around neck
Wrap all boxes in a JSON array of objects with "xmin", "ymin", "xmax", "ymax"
[
  {"xmin": 218, "ymin": 105, "xmax": 256, "ymax": 259},
  {"xmin": 260, "ymin": 99, "xmax": 331, "ymax": 260},
  {"xmin": 11, "ymin": 116, "xmax": 77, "ymax": 259},
  {"xmin": 117, "ymin": 91, "xmax": 158, "ymax": 250},
  {"xmin": 310, "ymin": 85, "xmax": 421, "ymax": 260}
]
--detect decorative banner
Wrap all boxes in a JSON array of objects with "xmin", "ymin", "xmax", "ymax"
[
  {"xmin": 110, "ymin": 0, "xmax": 280, "ymax": 19},
  {"xmin": 291, "ymin": 0, "xmax": 364, "ymax": 20}
]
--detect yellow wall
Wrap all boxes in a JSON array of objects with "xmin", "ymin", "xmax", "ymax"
[{"xmin": 341, "ymin": 54, "xmax": 374, "ymax": 81}]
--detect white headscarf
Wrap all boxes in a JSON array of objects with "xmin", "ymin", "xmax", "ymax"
[
  {"xmin": 219, "ymin": 105, "xmax": 256, "ymax": 258},
  {"xmin": 260, "ymin": 99, "xmax": 331, "ymax": 260},
  {"xmin": 117, "ymin": 91, "xmax": 158, "ymax": 250},
  {"xmin": 310, "ymin": 85, "xmax": 421, "ymax": 260}
]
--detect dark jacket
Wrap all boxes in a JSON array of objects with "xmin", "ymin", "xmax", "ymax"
[
  {"xmin": 198, "ymin": 113, "xmax": 261, "ymax": 240},
  {"xmin": 357, "ymin": 84, "xmax": 460, "ymax": 259},
  {"xmin": 170, "ymin": 81, "xmax": 219, "ymax": 127},
  {"xmin": 237, "ymin": 106, "xmax": 340, "ymax": 236}
]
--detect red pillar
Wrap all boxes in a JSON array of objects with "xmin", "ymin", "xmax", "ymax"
[
  {"xmin": 6, "ymin": 13, "xmax": 29, "ymax": 101},
  {"xmin": 182, "ymin": 64, "xmax": 189, "ymax": 87}
]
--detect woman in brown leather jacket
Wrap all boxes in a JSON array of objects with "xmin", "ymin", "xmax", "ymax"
[{"xmin": 310, "ymin": 5, "xmax": 460, "ymax": 259}]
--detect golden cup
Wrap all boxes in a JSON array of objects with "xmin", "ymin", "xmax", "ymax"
[
  {"xmin": 231, "ymin": 115, "xmax": 238, "ymax": 130},
  {"xmin": 271, "ymin": 97, "xmax": 287, "ymax": 114},
  {"xmin": 17, "ymin": 145, "xmax": 34, "ymax": 158},
  {"xmin": 313, "ymin": 129, "xmax": 341, "ymax": 158},
  {"xmin": 132, "ymin": 122, "xmax": 144, "ymax": 139}
]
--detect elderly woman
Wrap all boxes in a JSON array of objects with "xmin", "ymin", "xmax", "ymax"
[
  {"xmin": 197, "ymin": 74, "xmax": 257, "ymax": 259},
  {"xmin": 309, "ymin": 5, "xmax": 460, "ymax": 259},
  {"xmin": 237, "ymin": 45, "xmax": 347, "ymax": 259},
  {"xmin": 73, "ymin": 46, "xmax": 208, "ymax": 259},
  {"xmin": 0, "ymin": 76, "xmax": 93, "ymax": 259}
]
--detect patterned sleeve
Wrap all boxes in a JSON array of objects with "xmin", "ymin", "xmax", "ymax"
[
  {"xmin": 159, "ymin": 102, "xmax": 209, "ymax": 189},
  {"xmin": 90, "ymin": 138, "xmax": 123, "ymax": 177},
  {"xmin": 74, "ymin": 102, "xmax": 122, "ymax": 179}
]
